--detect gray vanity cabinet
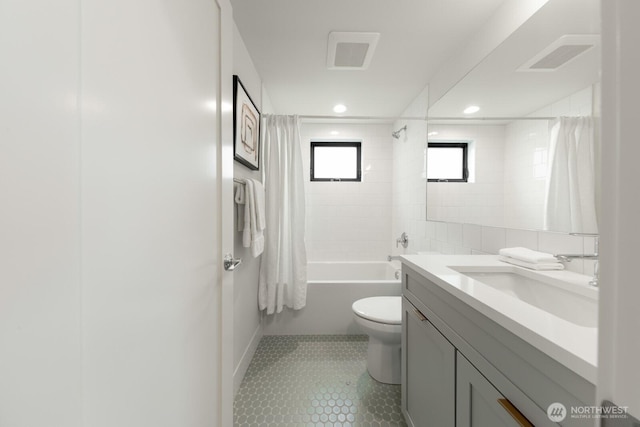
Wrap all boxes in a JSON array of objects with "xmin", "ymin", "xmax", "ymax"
[
  {"xmin": 402, "ymin": 298, "xmax": 455, "ymax": 427},
  {"xmin": 456, "ymin": 352, "xmax": 531, "ymax": 427},
  {"xmin": 401, "ymin": 264, "xmax": 592, "ymax": 427},
  {"xmin": 402, "ymin": 298, "xmax": 534, "ymax": 427}
]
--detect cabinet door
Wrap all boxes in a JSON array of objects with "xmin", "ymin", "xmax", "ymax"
[
  {"xmin": 402, "ymin": 298, "xmax": 455, "ymax": 427},
  {"xmin": 457, "ymin": 353, "xmax": 533, "ymax": 427}
]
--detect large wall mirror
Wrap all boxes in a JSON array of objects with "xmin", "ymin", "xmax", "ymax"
[{"xmin": 426, "ymin": 0, "xmax": 600, "ymax": 234}]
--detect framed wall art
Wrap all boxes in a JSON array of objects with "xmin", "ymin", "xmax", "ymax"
[{"xmin": 233, "ymin": 75, "xmax": 261, "ymax": 170}]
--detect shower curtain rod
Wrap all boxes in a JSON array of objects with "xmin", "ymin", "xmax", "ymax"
[
  {"xmin": 427, "ymin": 116, "xmax": 557, "ymax": 121},
  {"xmin": 297, "ymin": 115, "xmax": 558, "ymax": 121},
  {"xmin": 298, "ymin": 115, "xmax": 426, "ymax": 121}
]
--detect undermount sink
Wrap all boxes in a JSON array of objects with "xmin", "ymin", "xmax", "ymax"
[{"xmin": 451, "ymin": 267, "xmax": 598, "ymax": 328}]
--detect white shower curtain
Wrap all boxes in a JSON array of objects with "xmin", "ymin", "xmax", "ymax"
[
  {"xmin": 259, "ymin": 115, "xmax": 307, "ymax": 314},
  {"xmin": 544, "ymin": 117, "xmax": 598, "ymax": 233}
]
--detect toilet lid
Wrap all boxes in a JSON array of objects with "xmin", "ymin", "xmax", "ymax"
[{"xmin": 352, "ymin": 296, "xmax": 402, "ymax": 325}]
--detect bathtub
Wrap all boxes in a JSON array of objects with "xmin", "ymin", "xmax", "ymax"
[
  {"xmin": 307, "ymin": 261, "xmax": 400, "ymax": 282},
  {"xmin": 262, "ymin": 261, "xmax": 402, "ymax": 336}
]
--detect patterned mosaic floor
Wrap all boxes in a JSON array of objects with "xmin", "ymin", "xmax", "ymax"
[{"xmin": 234, "ymin": 335, "xmax": 407, "ymax": 427}]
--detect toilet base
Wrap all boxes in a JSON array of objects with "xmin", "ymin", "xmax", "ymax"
[{"xmin": 366, "ymin": 337, "xmax": 401, "ymax": 385}]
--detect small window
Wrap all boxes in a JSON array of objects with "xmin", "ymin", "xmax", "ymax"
[
  {"xmin": 427, "ymin": 142, "xmax": 468, "ymax": 182},
  {"xmin": 310, "ymin": 141, "xmax": 362, "ymax": 182}
]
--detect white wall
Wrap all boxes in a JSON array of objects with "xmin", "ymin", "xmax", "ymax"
[
  {"xmin": 0, "ymin": 2, "xmax": 82, "ymax": 425},
  {"xmin": 232, "ymin": 23, "xmax": 270, "ymax": 396},
  {"xmin": 1, "ymin": 0, "xmax": 230, "ymax": 425},
  {"xmin": 302, "ymin": 123, "xmax": 394, "ymax": 262},
  {"xmin": 598, "ymin": 0, "xmax": 640, "ymax": 420}
]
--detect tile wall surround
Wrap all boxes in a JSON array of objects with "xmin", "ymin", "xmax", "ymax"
[
  {"xmin": 301, "ymin": 123, "xmax": 393, "ymax": 262},
  {"xmin": 421, "ymin": 221, "xmax": 598, "ymax": 276},
  {"xmin": 392, "ymin": 85, "xmax": 598, "ymax": 276}
]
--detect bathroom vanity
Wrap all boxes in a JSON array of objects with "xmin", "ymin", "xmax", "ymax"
[{"xmin": 400, "ymin": 255, "xmax": 597, "ymax": 427}]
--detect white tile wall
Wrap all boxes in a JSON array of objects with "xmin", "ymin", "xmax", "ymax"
[
  {"xmin": 481, "ymin": 226, "xmax": 507, "ymax": 254},
  {"xmin": 301, "ymin": 123, "xmax": 393, "ymax": 261},
  {"xmin": 391, "ymin": 87, "xmax": 429, "ymax": 257},
  {"xmin": 505, "ymin": 228, "xmax": 538, "ymax": 249}
]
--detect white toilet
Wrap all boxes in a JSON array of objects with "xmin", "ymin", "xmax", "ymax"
[{"xmin": 352, "ymin": 296, "xmax": 402, "ymax": 384}]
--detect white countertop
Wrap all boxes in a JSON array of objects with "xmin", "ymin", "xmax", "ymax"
[{"xmin": 401, "ymin": 254, "xmax": 598, "ymax": 384}]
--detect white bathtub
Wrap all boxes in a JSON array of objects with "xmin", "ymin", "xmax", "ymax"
[
  {"xmin": 263, "ymin": 261, "xmax": 402, "ymax": 335},
  {"xmin": 307, "ymin": 261, "xmax": 400, "ymax": 282}
]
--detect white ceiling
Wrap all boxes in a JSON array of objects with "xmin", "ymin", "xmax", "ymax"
[{"xmin": 230, "ymin": 0, "xmax": 507, "ymax": 118}]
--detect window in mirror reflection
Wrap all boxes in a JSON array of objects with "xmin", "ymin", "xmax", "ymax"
[{"xmin": 427, "ymin": 142, "xmax": 468, "ymax": 182}]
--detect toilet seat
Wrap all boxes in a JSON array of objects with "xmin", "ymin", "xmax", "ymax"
[{"xmin": 352, "ymin": 296, "xmax": 401, "ymax": 325}]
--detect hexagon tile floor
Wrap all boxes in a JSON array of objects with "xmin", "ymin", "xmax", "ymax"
[{"xmin": 233, "ymin": 335, "xmax": 408, "ymax": 427}]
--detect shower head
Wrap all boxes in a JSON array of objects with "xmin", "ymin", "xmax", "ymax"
[{"xmin": 392, "ymin": 125, "xmax": 407, "ymax": 139}]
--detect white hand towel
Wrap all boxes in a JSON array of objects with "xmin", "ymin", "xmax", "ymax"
[
  {"xmin": 498, "ymin": 256, "xmax": 564, "ymax": 271},
  {"xmin": 248, "ymin": 179, "xmax": 265, "ymax": 257},
  {"xmin": 251, "ymin": 179, "xmax": 266, "ymax": 231},
  {"xmin": 234, "ymin": 182, "xmax": 245, "ymax": 232},
  {"xmin": 242, "ymin": 180, "xmax": 253, "ymax": 249},
  {"xmin": 242, "ymin": 179, "xmax": 265, "ymax": 258},
  {"xmin": 498, "ymin": 247, "xmax": 558, "ymax": 264}
]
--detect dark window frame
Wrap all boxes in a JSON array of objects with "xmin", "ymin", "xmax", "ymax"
[
  {"xmin": 310, "ymin": 141, "xmax": 362, "ymax": 182},
  {"xmin": 427, "ymin": 142, "xmax": 469, "ymax": 182}
]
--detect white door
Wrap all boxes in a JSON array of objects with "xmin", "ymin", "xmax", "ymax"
[
  {"xmin": 599, "ymin": 0, "xmax": 640, "ymax": 421},
  {"xmin": 81, "ymin": 0, "xmax": 234, "ymax": 425}
]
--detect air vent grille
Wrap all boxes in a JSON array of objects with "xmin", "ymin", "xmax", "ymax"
[
  {"xmin": 334, "ymin": 42, "xmax": 369, "ymax": 67},
  {"xmin": 529, "ymin": 44, "xmax": 593, "ymax": 70},
  {"xmin": 518, "ymin": 35, "xmax": 599, "ymax": 72},
  {"xmin": 327, "ymin": 32, "xmax": 380, "ymax": 70}
]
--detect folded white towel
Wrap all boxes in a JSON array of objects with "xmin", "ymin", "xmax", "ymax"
[
  {"xmin": 498, "ymin": 247, "xmax": 558, "ymax": 264},
  {"xmin": 498, "ymin": 256, "xmax": 564, "ymax": 271},
  {"xmin": 242, "ymin": 179, "xmax": 266, "ymax": 258}
]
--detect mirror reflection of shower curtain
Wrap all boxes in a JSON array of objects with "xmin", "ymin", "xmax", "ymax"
[{"xmin": 544, "ymin": 117, "xmax": 598, "ymax": 233}]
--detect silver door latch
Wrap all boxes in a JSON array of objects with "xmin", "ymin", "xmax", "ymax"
[{"xmin": 223, "ymin": 254, "xmax": 242, "ymax": 271}]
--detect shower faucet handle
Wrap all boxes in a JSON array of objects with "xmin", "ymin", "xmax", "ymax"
[{"xmin": 396, "ymin": 232, "xmax": 409, "ymax": 249}]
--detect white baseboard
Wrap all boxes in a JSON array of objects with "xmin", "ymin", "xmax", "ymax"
[{"xmin": 233, "ymin": 323, "xmax": 263, "ymax": 398}]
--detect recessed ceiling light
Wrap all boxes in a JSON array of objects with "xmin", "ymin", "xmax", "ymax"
[
  {"xmin": 463, "ymin": 105, "xmax": 480, "ymax": 114},
  {"xmin": 333, "ymin": 104, "xmax": 347, "ymax": 114},
  {"xmin": 330, "ymin": 131, "xmax": 340, "ymax": 135},
  {"xmin": 428, "ymin": 131, "xmax": 439, "ymax": 136}
]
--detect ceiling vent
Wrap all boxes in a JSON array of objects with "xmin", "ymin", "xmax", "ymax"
[
  {"xmin": 518, "ymin": 35, "xmax": 599, "ymax": 72},
  {"xmin": 327, "ymin": 32, "xmax": 380, "ymax": 70}
]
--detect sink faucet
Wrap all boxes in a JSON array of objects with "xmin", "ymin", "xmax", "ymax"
[
  {"xmin": 555, "ymin": 254, "xmax": 598, "ymax": 262},
  {"xmin": 554, "ymin": 235, "xmax": 599, "ymax": 287}
]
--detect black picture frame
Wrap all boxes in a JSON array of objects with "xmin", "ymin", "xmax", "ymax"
[{"xmin": 233, "ymin": 75, "xmax": 261, "ymax": 170}]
